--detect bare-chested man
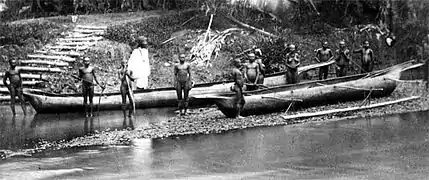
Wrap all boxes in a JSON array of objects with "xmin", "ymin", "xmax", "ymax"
[
  {"xmin": 334, "ymin": 41, "xmax": 351, "ymax": 77},
  {"xmin": 315, "ymin": 41, "xmax": 334, "ymax": 80},
  {"xmin": 78, "ymin": 57, "xmax": 103, "ymax": 117},
  {"xmin": 174, "ymin": 54, "xmax": 192, "ymax": 116},
  {"xmin": 255, "ymin": 48, "xmax": 265, "ymax": 85},
  {"xmin": 118, "ymin": 59, "xmax": 135, "ymax": 118},
  {"xmin": 231, "ymin": 59, "xmax": 245, "ymax": 119},
  {"xmin": 285, "ymin": 44, "xmax": 301, "ymax": 84},
  {"xmin": 3, "ymin": 58, "xmax": 26, "ymax": 116},
  {"xmin": 353, "ymin": 40, "xmax": 375, "ymax": 73},
  {"xmin": 244, "ymin": 53, "xmax": 260, "ymax": 91}
]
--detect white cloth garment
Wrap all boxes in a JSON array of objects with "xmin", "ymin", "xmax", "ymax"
[{"xmin": 127, "ymin": 48, "xmax": 150, "ymax": 89}]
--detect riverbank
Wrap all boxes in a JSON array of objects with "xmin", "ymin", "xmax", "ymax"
[{"xmin": 1, "ymin": 80, "xmax": 425, "ymax": 159}]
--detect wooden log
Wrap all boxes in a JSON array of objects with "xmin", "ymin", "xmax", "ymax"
[
  {"xmin": 35, "ymin": 50, "xmax": 82, "ymax": 57},
  {"xmin": 16, "ymin": 66, "xmax": 62, "ymax": 73},
  {"xmin": 0, "ymin": 73, "xmax": 48, "ymax": 80},
  {"xmin": 0, "ymin": 95, "xmax": 15, "ymax": 102},
  {"xmin": 226, "ymin": 15, "xmax": 279, "ymax": 38},
  {"xmin": 56, "ymin": 41, "xmax": 97, "ymax": 46},
  {"xmin": 281, "ymin": 96, "xmax": 420, "ymax": 120},
  {"xmin": 27, "ymin": 54, "xmax": 75, "ymax": 62},
  {"xmin": 73, "ymin": 29, "xmax": 105, "ymax": 34},
  {"xmin": 20, "ymin": 60, "xmax": 69, "ymax": 67},
  {"xmin": 76, "ymin": 25, "xmax": 108, "ymax": 30},
  {"xmin": 65, "ymin": 33, "xmax": 96, "ymax": 38},
  {"xmin": 57, "ymin": 36, "xmax": 103, "ymax": 42},
  {"xmin": 45, "ymin": 45, "xmax": 89, "ymax": 51},
  {"xmin": 0, "ymin": 87, "xmax": 44, "ymax": 94},
  {"xmin": 1, "ymin": 80, "xmax": 44, "ymax": 86}
]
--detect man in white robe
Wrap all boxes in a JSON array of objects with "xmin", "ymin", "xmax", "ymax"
[{"xmin": 128, "ymin": 36, "xmax": 151, "ymax": 89}]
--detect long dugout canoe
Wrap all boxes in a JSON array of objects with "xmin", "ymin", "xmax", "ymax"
[
  {"xmin": 23, "ymin": 61, "xmax": 333, "ymax": 113},
  {"xmin": 194, "ymin": 64, "xmax": 409, "ymax": 118}
]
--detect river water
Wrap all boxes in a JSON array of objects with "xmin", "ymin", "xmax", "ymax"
[{"xmin": 1, "ymin": 106, "xmax": 429, "ymax": 180}]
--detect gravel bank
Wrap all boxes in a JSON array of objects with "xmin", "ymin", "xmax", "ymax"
[{"xmin": 2, "ymin": 80, "xmax": 428, "ymax": 159}]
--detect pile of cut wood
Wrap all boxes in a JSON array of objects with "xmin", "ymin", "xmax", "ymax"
[{"xmin": 0, "ymin": 25, "xmax": 106, "ymax": 102}]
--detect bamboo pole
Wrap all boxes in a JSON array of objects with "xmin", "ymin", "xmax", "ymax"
[{"xmin": 281, "ymin": 96, "xmax": 420, "ymax": 120}]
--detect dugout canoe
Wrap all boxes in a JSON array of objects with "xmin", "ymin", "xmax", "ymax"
[
  {"xmin": 192, "ymin": 61, "xmax": 414, "ymax": 118},
  {"xmin": 23, "ymin": 60, "xmax": 334, "ymax": 113}
]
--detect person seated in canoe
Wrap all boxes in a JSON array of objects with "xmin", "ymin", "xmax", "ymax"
[
  {"xmin": 78, "ymin": 57, "xmax": 103, "ymax": 117},
  {"xmin": 118, "ymin": 59, "xmax": 135, "ymax": 118},
  {"xmin": 174, "ymin": 54, "xmax": 192, "ymax": 116},
  {"xmin": 285, "ymin": 44, "xmax": 301, "ymax": 84},
  {"xmin": 128, "ymin": 36, "xmax": 151, "ymax": 90},
  {"xmin": 2, "ymin": 58, "xmax": 26, "ymax": 116},
  {"xmin": 255, "ymin": 48, "xmax": 266, "ymax": 85},
  {"xmin": 244, "ymin": 53, "xmax": 260, "ymax": 91},
  {"xmin": 315, "ymin": 41, "xmax": 334, "ymax": 80},
  {"xmin": 353, "ymin": 40, "xmax": 375, "ymax": 73},
  {"xmin": 231, "ymin": 58, "xmax": 245, "ymax": 119},
  {"xmin": 334, "ymin": 40, "xmax": 352, "ymax": 77}
]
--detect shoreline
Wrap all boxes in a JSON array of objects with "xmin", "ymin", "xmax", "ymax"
[{"xmin": 1, "ymin": 80, "xmax": 428, "ymax": 159}]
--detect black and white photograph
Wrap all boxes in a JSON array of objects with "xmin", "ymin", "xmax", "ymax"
[{"xmin": 0, "ymin": 0, "xmax": 428, "ymax": 179}]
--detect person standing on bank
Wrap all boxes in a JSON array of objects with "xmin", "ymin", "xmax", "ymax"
[
  {"xmin": 285, "ymin": 44, "xmax": 301, "ymax": 84},
  {"xmin": 79, "ymin": 57, "xmax": 103, "ymax": 117},
  {"xmin": 255, "ymin": 48, "xmax": 265, "ymax": 85},
  {"xmin": 128, "ymin": 36, "xmax": 151, "ymax": 90},
  {"xmin": 315, "ymin": 41, "xmax": 334, "ymax": 80},
  {"xmin": 334, "ymin": 41, "xmax": 352, "ymax": 77},
  {"xmin": 3, "ymin": 58, "xmax": 26, "ymax": 116},
  {"xmin": 118, "ymin": 59, "xmax": 135, "ymax": 118},
  {"xmin": 174, "ymin": 54, "xmax": 192, "ymax": 116},
  {"xmin": 231, "ymin": 59, "xmax": 245, "ymax": 119},
  {"xmin": 244, "ymin": 53, "xmax": 260, "ymax": 91},
  {"xmin": 353, "ymin": 40, "xmax": 375, "ymax": 73}
]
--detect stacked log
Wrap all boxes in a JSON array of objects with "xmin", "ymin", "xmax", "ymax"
[{"xmin": 0, "ymin": 24, "xmax": 107, "ymax": 103}]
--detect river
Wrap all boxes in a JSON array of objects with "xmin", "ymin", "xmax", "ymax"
[{"xmin": 1, "ymin": 106, "xmax": 429, "ymax": 180}]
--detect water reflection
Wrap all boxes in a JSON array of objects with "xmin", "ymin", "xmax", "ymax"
[
  {"xmin": 1, "ymin": 110, "xmax": 429, "ymax": 180},
  {"xmin": 0, "ymin": 106, "xmax": 176, "ymax": 150}
]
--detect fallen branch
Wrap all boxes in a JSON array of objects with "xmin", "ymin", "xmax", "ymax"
[
  {"xmin": 281, "ymin": 96, "xmax": 420, "ymax": 120},
  {"xmin": 181, "ymin": 15, "xmax": 198, "ymax": 26},
  {"xmin": 226, "ymin": 15, "xmax": 278, "ymax": 38},
  {"xmin": 204, "ymin": 14, "xmax": 214, "ymax": 42}
]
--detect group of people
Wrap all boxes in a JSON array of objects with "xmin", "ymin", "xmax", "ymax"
[
  {"xmin": 2, "ymin": 36, "xmax": 376, "ymax": 118},
  {"xmin": 229, "ymin": 40, "xmax": 376, "ymax": 118}
]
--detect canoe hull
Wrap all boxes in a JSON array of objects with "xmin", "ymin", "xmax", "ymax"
[
  {"xmin": 212, "ymin": 74, "xmax": 398, "ymax": 118},
  {"xmin": 24, "ymin": 71, "xmax": 288, "ymax": 113}
]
